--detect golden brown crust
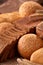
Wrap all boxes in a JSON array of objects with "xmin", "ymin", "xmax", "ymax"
[
  {"xmin": 30, "ymin": 48, "xmax": 43, "ymax": 64},
  {"xmin": 18, "ymin": 34, "xmax": 43, "ymax": 59},
  {"xmin": 19, "ymin": 1, "xmax": 43, "ymax": 17}
]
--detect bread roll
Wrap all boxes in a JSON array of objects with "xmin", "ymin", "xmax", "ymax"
[
  {"xmin": 19, "ymin": 1, "xmax": 43, "ymax": 17},
  {"xmin": 18, "ymin": 34, "xmax": 43, "ymax": 59},
  {"xmin": 30, "ymin": 48, "xmax": 43, "ymax": 64}
]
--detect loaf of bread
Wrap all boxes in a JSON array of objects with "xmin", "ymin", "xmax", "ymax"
[{"xmin": 0, "ymin": 22, "xmax": 16, "ymax": 62}]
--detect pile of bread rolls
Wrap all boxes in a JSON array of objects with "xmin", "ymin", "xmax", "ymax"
[{"xmin": 0, "ymin": 1, "xmax": 43, "ymax": 64}]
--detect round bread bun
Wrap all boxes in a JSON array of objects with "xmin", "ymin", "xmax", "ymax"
[
  {"xmin": 19, "ymin": 1, "xmax": 43, "ymax": 17},
  {"xmin": 18, "ymin": 34, "xmax": 43, "ymax": 59},
  {"xmin": 30, "ymin": 48, "xmax": 43, "ymax": 64},
  {"xmin": 36, "ymin": 22, "xmax": 43, "ymax": 39}
]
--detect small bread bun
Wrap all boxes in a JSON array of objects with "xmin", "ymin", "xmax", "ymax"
[
  {"xmin": 19, "ymin": 1, "xmax": 43, "ymax": 17},
  {"xmin": 18, "ymin": 34, "xmax": 43, "ymax": 59},
  {"xmin": 36, "ymin": 22, "xmax": 43, "ymax": 39},
  {"xmin": 30, "ymin": 48, "xmax": 43, "ymax": 64}
]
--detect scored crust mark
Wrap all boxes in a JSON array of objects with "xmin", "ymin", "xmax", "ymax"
[
  {"xmin": 13, "ymin": 13, "xmax": 43, "ymax": 34},
  {"xmin": 0, "ymin": 22, "xmax": 17, "ymax": 62},
  {"xmin": 29, "ymin": 13, "xmax": 43, "ymax": 21},
  {"xmin": 1, "ymin": 22, "xmax": 24, "ymax": 61},
  {"xmin": 0, "ymin": 22, "xmax": 23, "ymax": 62}
]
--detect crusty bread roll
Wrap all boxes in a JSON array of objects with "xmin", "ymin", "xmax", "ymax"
[
  {"xmin": 19, "ymin": 1, "xmax": 43, "ymax": 17},
  {"xmin": 30, "ymin": 48, "xmax": 43, "ymax": 64},
  {"xmin": 18, "ymin": 34, "xmax": 43, "ymax": 59}
]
